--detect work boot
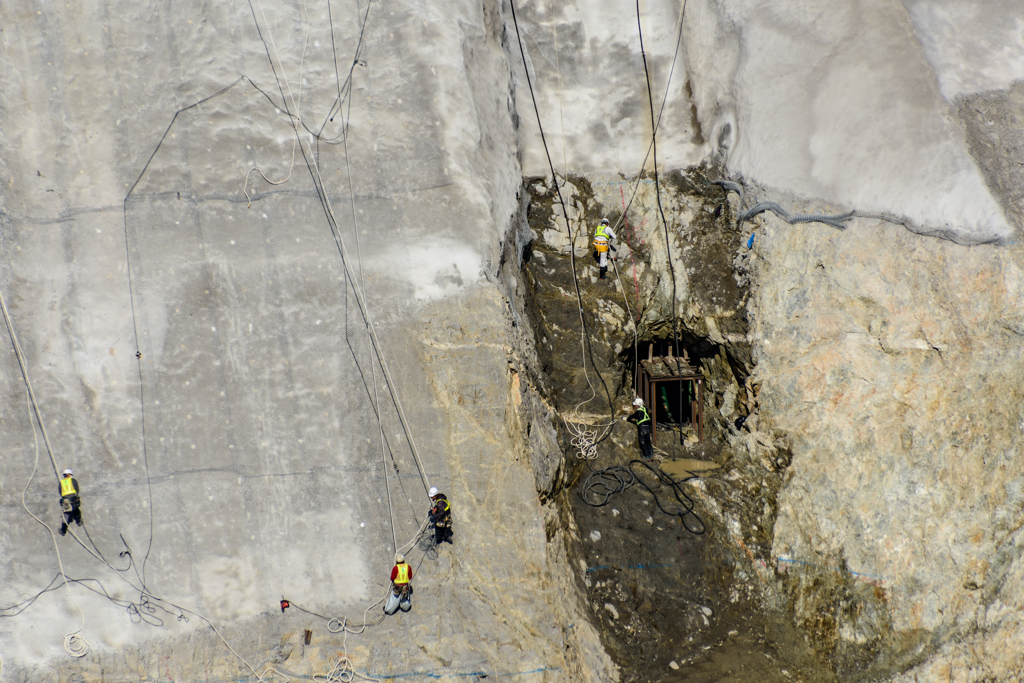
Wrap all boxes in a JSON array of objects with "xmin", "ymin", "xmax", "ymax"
[
  {"xmin": 59, "ymin": 525, "xmax": 67, "ymax": 536},
  {"xmin": 599, "ymin": 267, "xmax": 607, "ymax": 280}
]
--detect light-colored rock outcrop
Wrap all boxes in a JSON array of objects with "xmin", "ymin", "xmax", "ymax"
[{"xmin": 753, "ymin": 217, "xmax": 1024, "ymax": 678}]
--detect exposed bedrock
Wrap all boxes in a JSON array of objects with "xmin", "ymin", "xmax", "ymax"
[
  {"xmin": 516, "ymin": 169, "xmax": 825, "ymax": 681},
  {"xmin": 511, "ymin": 0, "xmax": 1022, "ymax": 242},
  {"xmin": 515, "ymin": 166, "xmax": 1024, "ymax": 680},
  {"xmin": 754, "ymin": 217, "xmax": 1024, "ymax": 681},
  {"xmin": 2, "ymin": 0, "xmax": 1023, "ymax": 679}
]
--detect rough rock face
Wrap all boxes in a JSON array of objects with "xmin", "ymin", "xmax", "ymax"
[
  {"xmin": 518, "ymin": 157, "xmax": 1024, "ymax": 681},
  {"xmin": 516, "ymin": 168, "xmax": 829, "ymax": 679},
  {"xmin": 750, "ymin": 217, "xmax": 1024, "ymax": 679},
  {"xmin": 2, "ymin": 0, "xmax": 1023, "ymax": 679},
  {"xmin": 508, "ymin": 0, "xmax": 1024, "ymax": 679}
]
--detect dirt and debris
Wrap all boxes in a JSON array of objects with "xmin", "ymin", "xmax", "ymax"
[{"xmin": 519, "ymin": 168, "xmax": 838, "ymax": 682}]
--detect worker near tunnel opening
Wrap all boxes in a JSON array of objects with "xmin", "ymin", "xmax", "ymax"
[
  {"xmin": 622, "ymin": 398, "xmax": 654, "ymax": 460},
  {"xmin": 384, "ymin": 553, "xmax": 413, "ymax": 614},
  {"xmin": 593, "ymin": 218, "xmax": 617, "ymax": 280},
  {"xmin": 428, "ymin": 486, "xmax": 452, "ymax": 545},
  {"xmin": 58, "ymin": 468, "xmax": 82, "ymax": 536}
]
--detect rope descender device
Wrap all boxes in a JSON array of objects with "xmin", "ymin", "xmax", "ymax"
[{"xmin": 280, "ymin": 598, "xmax": 290, "ymax": 613}]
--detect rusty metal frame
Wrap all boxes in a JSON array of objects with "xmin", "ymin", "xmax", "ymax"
[{"xmin": 637, "ymin": 344, "xmax": 704, "ymax": 445}]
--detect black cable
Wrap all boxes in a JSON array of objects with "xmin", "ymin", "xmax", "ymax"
[
  {"xmin": 614, "ymin": 0, "xmax": 687, "ymax": 236},
  {"xmin": 122, "ymin": 75, "xmax": 250, "ymax": 589},
  {"xmin": 636, "ymin": 0, "xmax": 686, "ymax": 439},
  {"xmin": 580, "ymin": 459, "xmax": 705, "ymax": 534},
  {"xmin": 0, "ymin": 572, "xmax": 63, "ymax": 617},
  {"xmin": 283, "ymin": 599, "xmax": 336, "ymax": 622},
  {"xmin": 508, "ymin": 0, "xmax": 615, "ymax": 418},
  {"xmin": 0, "ymin": 572, "xmax": 186, "ymax": 627}
]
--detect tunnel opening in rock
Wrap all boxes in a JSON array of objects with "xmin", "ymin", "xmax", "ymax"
[
  {"xmin": 618, "ymin": 335, "xmax": 727, "ymax": 450},
  {"xmin": 634, "ymin": 349, "xmax": 703, "ymax": 447}
]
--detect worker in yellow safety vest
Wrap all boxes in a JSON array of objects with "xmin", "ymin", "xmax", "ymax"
[
  {"xmin": 385, "ymin": 553, "xmax": 413, "ymax": 614},
  {"xmin": 592, "ymin": 218, "xmax": 617, "ymax": 280},
  {"xmin": 622, "ymin": 398, "xmax": 654, "ymax": 460},
  {"xmin": 58, "ymin": 468, "xmax": 82, "ymax": 536},
  {"xmin": 428, "ymin": 486, "xmax": 452, "ymax": 545}
]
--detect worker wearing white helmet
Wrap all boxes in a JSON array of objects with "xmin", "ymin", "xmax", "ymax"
[
  {"xmin": 385, "ymin": 553, "xmax": 413, "ymax": 615},
  {"xmin": 592, "ymin": 218, "xmax": 618, "ymax": 280},
  {"xmin": 58, "ymin": 468, "xmax": 82, "ymax": 536},
  {"xmin": 428, "ymin": 486, "xmax": 452, "ymax": 545},
  {"xmin": 622, "ymin": 397, "xmax": 653, "ymax": 460}
]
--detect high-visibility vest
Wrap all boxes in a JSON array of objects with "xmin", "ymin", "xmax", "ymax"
[
  {"xmin": 593, "ymin": 225, "xmax": 610, "ymax": 252},
  {"xmin": 636, "ymin": 406, "xmax": 650, "ymax": 425},
  {"xmin": 394, "ymin": 563, "xmax": 411, "ymax": 585},
  {"xmin": 60, "ymin": 477, "xmax": 78, "ymax": 497}
]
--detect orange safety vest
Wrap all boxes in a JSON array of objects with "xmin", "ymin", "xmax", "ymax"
[
  {"xmin": 60, "ymin": 477, "xmax": 78, "ymax": 497},
  {"xmin": 394, "ymin": 563, "xmax": 411, "ymax": 585}
]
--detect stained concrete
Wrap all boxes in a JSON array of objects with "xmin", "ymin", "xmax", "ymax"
[
  {"xmin": 4, "ymin": 0, "xmax": 1024, "ymax": 680},
  {"xmin": 0, "ymin": 0, "xmax": 602, "ymax": 679}
]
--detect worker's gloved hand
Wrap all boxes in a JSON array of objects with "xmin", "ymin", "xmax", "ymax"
[{"xmin": 610, "ymin": 245, "xmax": 617, "ymax": 252}]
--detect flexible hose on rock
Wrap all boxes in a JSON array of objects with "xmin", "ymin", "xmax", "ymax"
[{"xmin": 581, "ymin": 460, "xmax": 705, "ymax": 535}]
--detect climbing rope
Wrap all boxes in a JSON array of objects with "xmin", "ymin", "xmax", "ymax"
[
  {"xmin": 510, "ymin": 0, "xmax": 615, "ymax": 407},
  {"xmin": 245, "ymin": 0, "xmax": 437, "ymax": 502},
  {"xmin": 565, "ymin": 419, "xmax": 602, "ymax": 461},
  {"xmin": 242, "ymin": 0, "xmax": 311, "ymax": 207},
  {"xmin": 636, "ymin": 0, "xmax": 686, "ymax": 425},
  {"xmin": 1, "ymin": 281, "xmax": 91, "ymax": 656}
]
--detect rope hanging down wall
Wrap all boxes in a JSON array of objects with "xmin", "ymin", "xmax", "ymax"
[
  {"xmin": 508, "ymin": 0, "xmax": 616, "ymax": 434},
  {"xmin": 1, "ymin": 0, "xmax": 439, "ymax": 672}
]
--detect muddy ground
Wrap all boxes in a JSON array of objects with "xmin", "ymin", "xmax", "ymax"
[
  {"xmin": 559, "ymin": 429, "xmax": 833, "ymax": 683},
  {"xmin": 519, "ymin": 170, "xmax": 839, "ymax": 681}
]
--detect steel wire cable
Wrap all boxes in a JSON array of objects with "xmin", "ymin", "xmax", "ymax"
[
  {"xmin": 3, "ymin": 0, "xmax": 422, "ymax": 671},
  {"xmin": 636, "ymin": 0, "xmax": 686, "ymax": 435}
]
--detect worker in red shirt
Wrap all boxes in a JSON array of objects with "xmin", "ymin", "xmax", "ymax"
[{"xmin": 384, "ymin": 553, "xmax": 413, "ymax": 614}]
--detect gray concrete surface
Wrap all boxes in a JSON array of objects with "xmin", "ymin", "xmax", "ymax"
[
  {"xmin": 4, "ymin": 0, "xmax": 1023, "ymax": 680},
  {"xmin": 0, "ymin": 0, "xmax": 590, "ymax": 679}
]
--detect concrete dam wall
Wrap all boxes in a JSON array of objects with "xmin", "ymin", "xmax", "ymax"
[{"xmin": 1, "ymin": 0, "xmax": 1022, "ymax": 681}]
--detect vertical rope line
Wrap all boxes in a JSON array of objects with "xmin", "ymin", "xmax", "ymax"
[
  {"xmin": 637, "ymin": 0, "xmax": 683, "ymax": 438},
  {"xmin": 0, "ymin": 286, "xmax": 61, "ymax": 482},
  {"xmin": 508, "ymin": 0, "xmax": 615, "ymax": 420}
]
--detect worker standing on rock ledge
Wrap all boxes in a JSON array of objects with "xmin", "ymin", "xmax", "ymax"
[
  {"xmin": 622, "ymin": 398, "xmax": 654, "ymax": 460},
  {"xmin": 428, "ymin": 487, "xmax": 452, "ymax": 545},
  {"xmin": 58, "ymin": 468, "xmax": 82, "ymax": 536},
  {"xmin": 384, "ymin": 553, "xmax": 413, "ymax": 615},
  {"xmin": 592, "ymin": 218, "xmax": 617, "ymax": 280}
]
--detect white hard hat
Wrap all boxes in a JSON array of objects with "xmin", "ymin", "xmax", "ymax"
[
  {"xmin": 601, "ymin": 218, "xmax": 609, "ymax": 226},
  {"xmin": 428, "ymin": 487, "xmax": 438, "ymax": 497},
  {"xmin": 63, "ymin": 469, "xmax": 73, "ymax": 476},
  {"xmin": 395, "ymin": 553, "xmax": 405, "ymax": 564},
  {"xmin": 633, "ymin": 398, "xmax": 644, "ymax": 407}
]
